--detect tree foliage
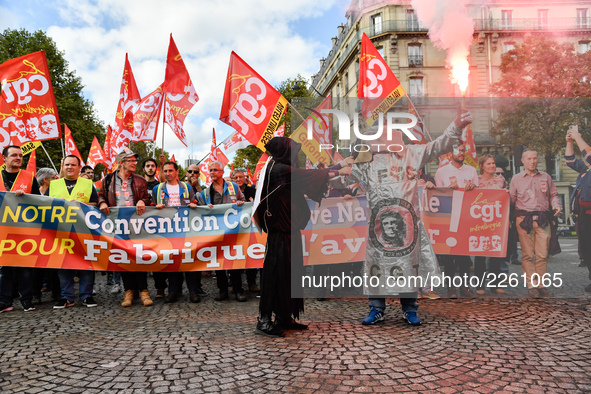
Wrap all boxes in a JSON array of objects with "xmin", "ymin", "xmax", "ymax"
[
  {"xmin": 231, "ymin": 74, "xmax": 312, "ymax": 172},
  {"xmin": 490, "ymin": 35, "xmax": 591, "ymax": 162},
  {"xmin": 0, "ymin": 28, "xmax": 105, "ymax": 170}
]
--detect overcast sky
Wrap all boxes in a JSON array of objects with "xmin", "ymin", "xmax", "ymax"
[{"xmin": 0, "ymin": 0, "xmax": 349, "ymax": 164}]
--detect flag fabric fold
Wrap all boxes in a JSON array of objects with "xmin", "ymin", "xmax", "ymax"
[
  {"xmin": 133, "ymin": 84, "xmax": 164, "ymax": 142},
  {"xmin": 111, "ymin": 54, "xmax": 141, "ymax": 154},
  {"xmin": 163, "ymin": 34, "xmax": 199, "ymax": 147}
]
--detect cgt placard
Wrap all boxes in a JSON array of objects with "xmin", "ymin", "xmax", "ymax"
[{"xmin": 419, "ymin": 187, "xmax": 510, "ymax": 257}]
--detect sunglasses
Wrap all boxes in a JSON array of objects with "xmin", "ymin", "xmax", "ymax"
[
  {"xmin": 495, "ymin": 172, "xmax": 504, "ymax": 175},
  {"xmin": 186, "ymin": 170, "xmax": 199, "ymax": 174}
]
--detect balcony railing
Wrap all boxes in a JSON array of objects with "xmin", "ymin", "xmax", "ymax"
[
  {"xmin": 408, "ymin": 55, "xmax": 423, "ymax": 67},
  {"xmin": 311, "ymin": 17, "xmax": 591, "ymax": 95},
  {"xmin": 473, "ymin": 17, "xmax": 591, "ymax": 31}
]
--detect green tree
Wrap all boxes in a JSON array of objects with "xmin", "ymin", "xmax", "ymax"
[
  {"xmin": 231, "ymin": 74, "xmax": 312, "ymax": 172},
  {"xmin": 490, "ymin": 35, "xmax": 591, "ymax": 167},
  {"xmin": 0, "ymin": 28, "xmax": 105, "ymax": 170}
]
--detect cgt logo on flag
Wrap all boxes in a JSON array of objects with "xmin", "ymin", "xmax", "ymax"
[
  {"xmin": 228, "ymin": 73, "xmax": 267, "ymax": 131},
  {"xmin": 220, "ymin": 52, "xmax": 287, "ymax": 151}
]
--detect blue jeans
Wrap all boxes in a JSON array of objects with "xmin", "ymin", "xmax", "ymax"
[
  {"xmin": 0, "ymin": 266, "xmax": 34, "ymax": 305},
  {"xmin": 58, "ymin": 269, "xmax": 95, "ymax": 301},
  {"xmin": 369, "ymin": 293, "xmax": 418, "ymax": 313}
]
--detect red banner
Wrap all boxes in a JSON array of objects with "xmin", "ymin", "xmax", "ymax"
[
  {"xmin": 220, "ymin": 52, "xmax": 287, "ymax": 150},
  {"xmin": 64, "ymin": 124, "xmax": 85, "ymax": 165},
  {"xmin": 132, "ymin": 84, "xmax": 163, "ymax": 142},
  {"xmin": 0, "ymin": 51, "xmax": 61, "ymax": 148},
  {"xmin": 26, "ymin": 149, "xmax": 37, "ymax": 174},
  {"xmin": 420, "ymin": 188, "xmax": 510, "ymax": 257},
  {"xmin": 358, "ymin": 33, "xmax": 406, "ymax": 125},
  {"xmin": 163, "ymin": 35, "xmax": 199, "ymax": 147},
  {"xmin": 111, "ymin": 54, "xmax": 140, "ymax": 154},
  {"xmin": 86, "ymin": 136, "xmax": 105, "ymax": 168}
]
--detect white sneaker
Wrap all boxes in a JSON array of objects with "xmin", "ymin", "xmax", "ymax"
[{"xmin": 110, "ymin": 284, "xmax": 121, "ymax": 294}]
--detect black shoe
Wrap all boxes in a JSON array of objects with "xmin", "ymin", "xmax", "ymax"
[
  {"xmin": 83, "ymin": 297, "xmax": 98, "ymax": 307},
  {"xmin": 196, "ymin": 287, "xmax": 207, "ymax": 297},
  {"xmin": 53, "ymin": 299, "xmax": 74, "ymax": 309},
  {"xmin": 255, "ymin": 318, "xmax": 284, "ymax": 338},
  {"xmin": 189, "ymin": 293, "xmax": 201, "ymax": 303},
  {"xmin": 278, "ymin": 319, "xmax": 308, "ymax": 330},
  {"xmin": 0, "ymin": 303, "xmax": 14, "ymax": 313},
  {"xmin": 22, "ymin": 300, "xmax": 36, "ymax": 312},
  {"xmin": 579, "ymin": 260, "xmax": 586, "ymax": 268},
  {"xmin": 214, "ymin": 291, "xmax": 229, "ymax": 301},
  {"xmin": 235, "ymin": 292, "xmax": 247, "ymax": 302},
  {"xmin": 164, "ymin": 294, "xmax": 179, "ymax": 303}
]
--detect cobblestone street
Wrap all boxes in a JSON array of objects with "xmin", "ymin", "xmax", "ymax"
[{"xmin": 1, "ymin": 239, "xmax": 590, "ymax": 393}]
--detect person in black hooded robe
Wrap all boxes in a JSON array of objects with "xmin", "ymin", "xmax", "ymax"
[{"xmin": 254, "ymin": 137, "xmax": 350, "ymax": 337}]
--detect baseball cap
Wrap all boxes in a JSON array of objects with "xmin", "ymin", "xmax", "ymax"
[{"xmin": 115, "ymin": 149, "xmax": 139, "ymax": 163}]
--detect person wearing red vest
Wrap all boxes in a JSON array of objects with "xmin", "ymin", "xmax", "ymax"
[
  {"xmin": 48, "ymin": 155, "xmax": 99, "ymax": 309},
  {"xmin": 0, "ymin": 145, "xmax": 41, "ymax": 313}
]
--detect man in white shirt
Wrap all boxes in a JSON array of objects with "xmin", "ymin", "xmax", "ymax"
[{"xmin": 432, "ymin": 143, "xmax": 478, "ymax": 298}]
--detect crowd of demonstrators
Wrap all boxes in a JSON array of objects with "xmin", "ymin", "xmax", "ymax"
[
  {"xmin": 565, "ymin": 126, "xmax": 591, "ymax": 293},
  {"xmin": 2, "ymin": 122, "xmax": 590, "ymax": 329},
  {"xmin": 200, "ymin": 161, "xmax": 248, "ymax": 302},
  {"xmin": 98, "ymin": 149, "xmax": 153, "ymax": 307},
  {"xmin": 48, "ymin": 155, "xmax": 99, "ymax": 308}
]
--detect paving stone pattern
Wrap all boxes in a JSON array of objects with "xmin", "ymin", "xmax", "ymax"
[{"xmin": 0, "ymin": 270, "xmax": 590, "ymax": 393}]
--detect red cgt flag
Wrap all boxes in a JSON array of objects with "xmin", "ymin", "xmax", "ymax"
[
  {"xmin": 111, "ymin": 54, "xmax": 140, "ymax": 154},
  {"xmin": 64, "ymin": 124, "xmax": 85, "ymax": 166},
  {"xmin": 103, "ymin": 125, "xmax": 115, "ymax": 170},
  {"xmin": 163, "ymin": 35, "xmax": 199, "ymax": 147},
  {"xmin": 220, "ymin": 52, "xmax": 287, "ymax": 151},
  {"xmin": 133, "ymin": 83, "xmax": 163, "ymax": 142},
  {"xmin": 0, "ymin": 51, "xmax": 61, "ymax": 149},
  {"xmin": 86, "ymin": 136, "xmax": 105, "ymax": 168},
  {"xmin": 358, "ymin": 33, "xmax": 405, "ymax": 125},
  {"xmin": 210, "ymin": 128, "xmax": 229, "ymax": 166}
]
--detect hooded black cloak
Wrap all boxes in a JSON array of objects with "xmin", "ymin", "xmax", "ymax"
[{"xmin": 256, "ymin": 137, "xmax": 331, "ymax": 322}]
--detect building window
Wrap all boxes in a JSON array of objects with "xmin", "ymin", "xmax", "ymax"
[
  {"xmin": 503, "ymin": 42, "xmax": 515, "ymax": 55},
  {"xmin": 377, "ymin": 46, "xmax": 385, "ymax": 60},
  {"xmin": 344, "ymin": 73, "xmax": 349, "ymax": 94},
  {"xmin": 577, "ymin": 9, "xmax": 588, "ymax": 28},
  {"xmin": 547, "ymin": 154, "xmax": 560, "ymax": 181},
  {"xmin": 502, "ymin": 10, "xmax": 513, "ymax": 29},
  {"xmin": 538, "ymin": 9, "xmax": 548, "ymax": 29},
  {"xmin": 580, "ymin": 42, "xmax": 590, "ymax": 53},
  {"xmin": 408, "ymin": 44, "xmax": 422, "ymax": 66},
  {"xmin": 409, "ymin": 77, "xmax": 424, "ymax": 102},
  {"xmin": 355, "ymin": 59, "xmax": 360, "ymax": 80},
  {"xmin": 407, "ymin": 10, "xmax": 419, "ymax": 31},
  {"xmin": 371, "ymin": 13, "xmax": 382, "ymax": 35}
]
